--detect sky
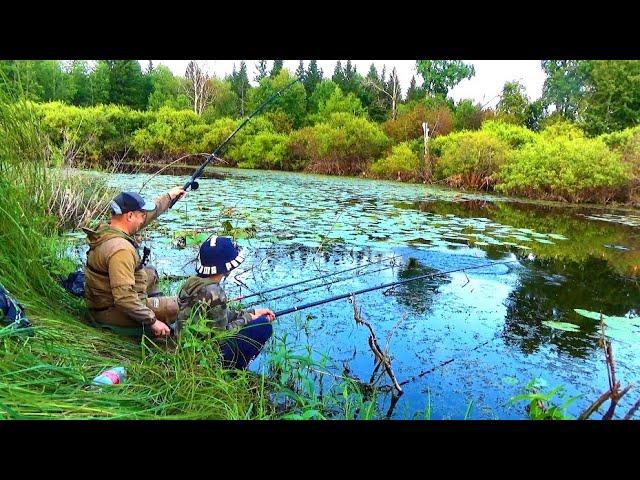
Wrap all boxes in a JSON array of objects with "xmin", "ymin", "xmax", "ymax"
[{"xmin": 145, "ymin": 60, "xmax": 546, "ymax": 109}]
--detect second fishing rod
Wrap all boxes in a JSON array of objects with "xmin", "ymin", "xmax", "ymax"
[{"xmin": 231, "ymin": 254, "xmax": 402, "ymax": 302}]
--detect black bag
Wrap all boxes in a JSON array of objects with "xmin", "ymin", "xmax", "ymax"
[
  {"xmin": 0, "ymin": 283, "xmax": 31, "ymax": 329},
  {"xmin": 61, "ymin": 269, "xmax": 85, "ymax": 297}
]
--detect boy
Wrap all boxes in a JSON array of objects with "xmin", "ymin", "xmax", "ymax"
[{"xmin": 176, "ymin": 236, "xmax": 275, "ymax": 369}]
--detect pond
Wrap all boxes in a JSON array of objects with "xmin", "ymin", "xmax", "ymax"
[{"xmin": 67, "ymin": 167, "xmax": 640, "ymax": 419}]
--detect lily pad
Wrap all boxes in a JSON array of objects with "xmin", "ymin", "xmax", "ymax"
[
  {"xmin": 542, "ymin": 321, "xmax": 581, "ymax": 332},
  {"xmin": 547, "ymin": 233, "xmax": 568, "ymax": 240}
]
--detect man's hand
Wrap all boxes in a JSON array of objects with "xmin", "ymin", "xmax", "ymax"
[
  {"xmin": 149, "ymin": 319, "xmax": 171, "ymax": 337},
  {"xmin": 252, "ymin": 308, "xmax": 276, "ymax": 322},
  {"xmin": 168, "ymin": 187, "xmax": 187, "ymax": 202}
]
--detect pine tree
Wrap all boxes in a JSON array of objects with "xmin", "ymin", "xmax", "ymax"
[
  {"xmin": 332, "ymin": 60, "xmax": 345, "ymax": 91},
  {"xmin": 295, "ymin": 60, "xmax": 305, "ymax": 81},
  {"xmin": 106, "ymin": 60, "xmax": 147, "ymax": 109},
  {"xmin": 231, "ymin": 61, "xmax": 251, "ymax": 115},
  {"xmin": 405, "ymin": 75, "xmax": 423, "ymax": 103},
  {"xmin": 89, "ymin": 61, "xmax": 111, "ymax": 105},
  {"xmin": 270, "ymin": 60, "xmax": 283, "ymax": 78},
  {"xmin": 254, "ymin": 60, "xmax": 268, "ymax": 82},
  {"xmin": 303, "ymin": 60, "xmax": 323, "ymax": 96}
]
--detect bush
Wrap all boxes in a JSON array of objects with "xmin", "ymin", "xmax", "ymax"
[
  {"xmin": 480, "ymin": 120, "xmax": 537, "ymax": 148},
  {"xmin": 130, "ymin": 107, "xmax": 204, "ymax": 156},
  {"xmin": 454, "ymin": 99, "xmax": 483, "ymax": 131},
  {"xmin": 287, "ymin": 113, "xmax": 389, "ymax": 175},
  {"xmin": 235, "ymin": 131, "xmax": 291, "ymax": 170},
  {"xmin": 382, "ymin": 102, "xmax": 454, "ymax": 145},
  {"xmin": 37, "ymin": 102, "xmax": 149, "ymax": 161},
  {"xmin": 369, "ymin": 141, "xmax": 424, "ymax": 181},
  {"xmin": 434, "ymin": 130, "xmax": 510, "ymax": 190},
  {"xmin": 598, "ymin": 125, "xmax": 640, "ymax": 151},
  {"xmin": 539, "ymin": 120, "xmax": 585, "ymax": 141},
  {"xmin": 497, "ymin": 135, "xmax": 631, "ymax": 203}
]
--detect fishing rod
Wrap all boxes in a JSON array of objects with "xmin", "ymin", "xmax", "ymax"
[
  {"xmin": 273, "ymin": 259, "xmax": 520, "ymax": 317},
  {"xmin": 231, "ymin": 254, "xmax": 402, "ymax": 302},
  {"xmin": 243, "ymin": 263, "xmax": 399, "ymax": 308},
  {"xmin": 169, "ymin": 77, "xmax": 301, "ymax": 208}
]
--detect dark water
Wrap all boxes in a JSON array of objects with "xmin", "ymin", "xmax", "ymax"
[{"xmin": 67, "ymin": 168, "xmax": 640, "ymax": 419}]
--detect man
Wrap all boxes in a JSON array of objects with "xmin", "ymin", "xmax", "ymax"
[
  {"xmin": 83, "ymin": 187, "xmax": 186, "ymax": 337},
  {"xmin": 176, "ymin": 235, "xmax": 275, "ymax": 369}
]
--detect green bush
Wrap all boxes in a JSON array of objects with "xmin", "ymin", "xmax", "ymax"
[
  {"xmin": 287, "ymin": 113, "xmax": 389, "ymax": 175},
  {"xmin": 130, "ymin": 107, "xmax": 204, "ymax": 156},
  {"xmin": 369, "ymin": 141, "xmax": 424, "ymax": 181},
  {"xmin": 598, "ymin": 125, "xmax": 640, "ymax": 151},
  {"xmin": 497, "ymin": 135, "xmax": 631, "ymax": 203},
  {"xmin": 480, "ymin": 120, "xmax": 537, "ymax": 148},
  {"xmin": 37, "ymin": 102, "xmax": 151, "ymax": 161},
  {"xmin": 434, "ymin": 130, "xmax": 510, "ymax": 189},
  {"xmin": 539, "ymin": 120, "xmax": 585, "ymax": 140},
  {"xmin": 236, "ymin": 131, "xmax": 290, "ymax": 169}
]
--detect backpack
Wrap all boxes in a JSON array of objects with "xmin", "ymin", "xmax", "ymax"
[
  {"xmin": 0, "ymin": 283, "xmax": 31, "ymax": 329},
  {"xmin": 61, "ymin": 269, "xmax": 85, "ymax": 297}
]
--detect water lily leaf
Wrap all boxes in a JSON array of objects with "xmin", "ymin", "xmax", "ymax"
[
  {"xmin": 502, "ymin": 376, "xmax": 519, "ymax": 386},
  {"xmin": 542, "ymin": 321, "xmax": 581, "ymax": 332},
  {"xmin": 547, "ymin": 233, "xmax": 568, "ymax": 240},
  {"xmin": 573, "ymin": 309, "xmax": 602, "ymax": 321}
]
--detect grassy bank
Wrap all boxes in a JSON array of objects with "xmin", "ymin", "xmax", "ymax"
[{"xmin": 0, "ymin": 94, "xmax": 279, "ymax": 419}]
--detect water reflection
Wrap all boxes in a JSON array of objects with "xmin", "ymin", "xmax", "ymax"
[{"xmin": 503, "ymin": 256, "xmax": 640, "ymax": 358}]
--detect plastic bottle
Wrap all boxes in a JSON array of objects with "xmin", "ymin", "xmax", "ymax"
[{"xmin": 92, "ymin": 366, "xmax": 126, "ymax": 386}]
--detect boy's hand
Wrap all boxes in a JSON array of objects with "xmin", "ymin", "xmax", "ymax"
[{"xmin": 253, "ymin": 308, "xmax": 276, "ymax": 322}]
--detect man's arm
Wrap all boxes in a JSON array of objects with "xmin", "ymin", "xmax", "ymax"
[{"xmin": 140, "ymin": 187, "xmax": 186, "ymax": 229}]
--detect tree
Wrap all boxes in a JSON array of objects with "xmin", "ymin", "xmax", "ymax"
[
  {"xmin": 184, "ymin": 60, "xmax": 214, "ymax": 115},
  {"xmin": 405, "ymin": 75, "xmax": 423, "ymax": 103},
  {"xmin": 270, "ymin": 60, "xmax": 283, "ymax": 78},
  {"xmin": 202, "ymin": 78, "xmax": 238, "ymax": 120},
  {"xmin": 315, "ymin": 85, "xmax": 365, "ymax": 120},
  {"xmin": 307, "ymin": 79, "xmax": 339, "ymax": 115},
  {"xmin": 332, "ymin": 60, "xmax": 345, "ymax": 88},
  {"xmin": 416, "ymin": 60, "xmax": 475, "ymax": 97},
  {"xmin": 230, "ymin": 61, "xmax": 251, "ymax": 116},
  {"xmin": 69, "ymin": 60, "xmax": 91, "ymax": 106},
  {"xmin": 303, "ymin": 60, "xmax": 323, "ymax": 96},
  {"xmin": 6, "ymin": 61, "xmax": 43, "ymax": 100},
  {"xmin": 148, "ymin": 65, "xmax": 190, "ymax": 110},
  {"xmin": 361, "ymin": 64, "xmax": 387, "ymax": 122},
  {"xmin": 497, "ymin": 80, "xmax": 530, "ymax": 125},
  {"xmin": 295, "ymin": 60, "xmax": 305, "ymax": 81},
  {"xmin": 540, "ymin": 60, "xmax": 588, "ymax": 121},
  {"xmin": 363, "ymin": 66, "xmax": 401, "ymax": 120},
  {"xmin": 35, "ymin": 60, "xmax": 74, "ymax": 103},
  {"xmin": 249, "ymin": 69, "xmax": 307, "ymax": 127},
  {"xmin": 106, "ymin": 60, "xmax": 147, "ymax": 109},
  {"xmin": 89, "ymin": 61, "xmax": 111, "ymax": 105},
  {"xmin": 581, "ymin": 60, "xmax": 640, "ymax": 135},
  {"xmin": 254, "ymin": 60, "xmax": 268, "ymax": 82},
  {"xmin": 453, "ymin": 99, "xmax": 483, "ymax": 131}
]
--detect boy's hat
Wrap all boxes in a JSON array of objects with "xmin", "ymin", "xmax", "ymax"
[{"xmin": 196, "ymin": 236, "xmax": 244, "ymax": 276}]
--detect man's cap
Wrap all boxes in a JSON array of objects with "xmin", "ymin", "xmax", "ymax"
[
  {"xmin": 110, "ymin": 192, "xmax": 156, "ymax": 215},
  {"xmin": 196, "ymin": 236, "xmax": 244, "ymax": 276}
]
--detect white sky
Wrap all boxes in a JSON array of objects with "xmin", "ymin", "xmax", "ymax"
[{"xmin": 144, "ymin": 60, "xmax": 546, "ymax": 109}]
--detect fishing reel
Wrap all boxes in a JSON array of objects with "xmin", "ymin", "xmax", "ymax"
[{"xmin": 188, "ymin": 181, "xmax": 200, "ymax": 191}]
